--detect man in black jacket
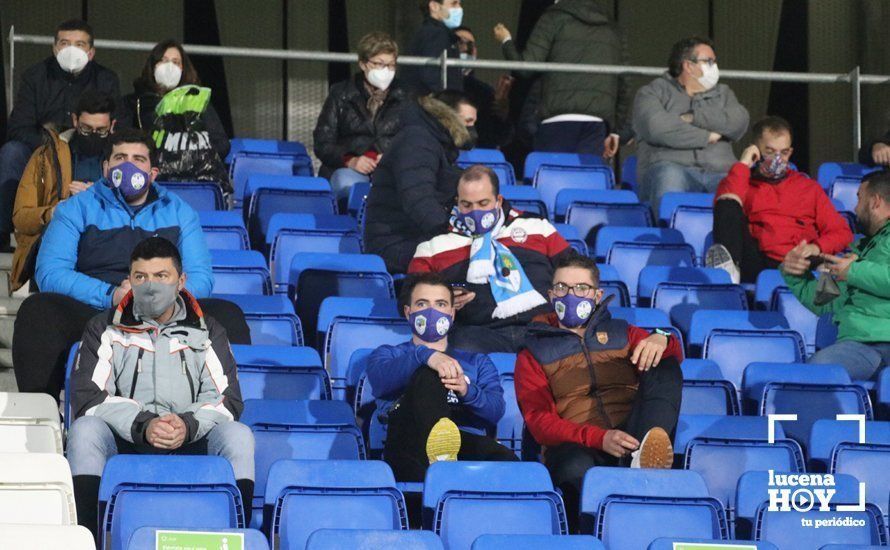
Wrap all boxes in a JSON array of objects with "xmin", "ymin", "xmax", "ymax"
[
  {"xmin": 364, "ymin": 91, "xmax": 477, "ymax": 274},
  {"xmin": 402, "ymin": 0, "xmax": 465, "ymax": 96},
  {"xmin": 0, "ymin": 19, "xmax": 121, "ymax": 250},
  {"xmin": 860, "ymin": 128, "xmax": 890, "ymax": 168}
]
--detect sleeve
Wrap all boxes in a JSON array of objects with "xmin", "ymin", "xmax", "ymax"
[
  {"xmin": 35, "ymin": 200, "xmax": 117, "ymax": 309},
  {"xmin": 858, "ymin": 132, "xmax": 890, "ymax": 167},
  {"xmin": 392, "ymin": 132, "xmax": 452, "ymax": 236},
  {"xmin": 812, "ymin": 186, "xmax": 854, "ymax": 255},
  {"xmin": 846, "ymin": 257, "xmax": 890, "ymax": 299},
  {"xmin": 71, "ymin": 314, "xmax": 156, "ymax": 445},
  {"xmin": 459, "ymin": 355, "xmax": 506, "ymax": 425},
  {"xmin": 781, "ymin": 268, "xmax": 846, "ymax": 315},
  {"xmin": 176, "ymin": 202, "xmax": 214, "ymax": 298},
  {"xmin": 632, "ymin": 85, "xmax": 711, "ymax": 150},
  {"xmin": 312, "ymin": 92, "xmax": 349, "ymax": 169},
  {"xmin": 407, "ymin": 238, "xmax": 437, "ymax": 273},
  {"xmin": 627, "ymin": 324, "xmax": 684, "ymax": 362},
  {"xmin": 12, "ymin": 146, "xmax": 54, "ymax": 236},
  {"xmin": 545, "ymin": 224, "xmax": 573, "ymax": 261},
  {"xmin": 691, "ymin": 86, "xmax": 749, "ymax": 141},
  {"xmin": 365, "ymin": 344, "xmax": 435, "ymax": 399},
  {"xmin": 179, "ymin": 318, "xmax": 244, "ymax": 442},
  {"xmin": 715, "ymin": 163, "xmax": 753, "ymax": 202},
  {"xmin": 417, "ymin": 31, "xmax": 454, "ymax": 94},
  {"xmin": 202, "ymin": 104, "xmax": 231, "ymax": 159},
  {"xmin": 6, "ymin": 70, "xmax": 43, "ymax": 148},
  {"xmin": 514, "ymin": 349, "xmax": 607, "ymax": 449},
  {"xmin": 501, "ymin": 13, "xmax": 558, "ymax": 80}
]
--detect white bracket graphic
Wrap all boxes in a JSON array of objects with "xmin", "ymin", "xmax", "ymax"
[
  {"xmin": 835, "ymin": 413, "xmax": 867, "ymax": 512},
  {"xmin": 767, "ymin": 414, "xmax": 797, "ymax": 444}
]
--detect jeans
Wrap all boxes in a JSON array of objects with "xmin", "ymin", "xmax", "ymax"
[
  {"xmin": 450, "ymin": 323, "xmax": 529, "ymax": 353},
  {"xmin": 808, "ymin": 340, "xmax": 890, "ymax": 381},
  {"xmin": 641, "ymin": 161, "xmax": 726, "ymax": 218},
  {"xmin": 330, "ymin": 167, "xmax": 370, "ymax": 201},
  {"xmin": 0, "ymin": 140, "xmax": 34, "ymax": 235},
  {"xmin": 534, "ymin": 121, "xmax": 608, "ymax": 156},
  {"xmin": 385, "ymin": 367, "xmax": 517, "ymax": 482},
  {"xmin": 713, "ymin": 199, "xmax": 781, "ymax": 283}
]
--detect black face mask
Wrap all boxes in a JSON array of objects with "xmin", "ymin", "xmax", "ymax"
[
  {"xmin": 71, "ymin": 132, "xmax": 108, "ymax": 158},
  {"xmin": 461, "ymin": 126, "xmax": 478, "ymax": 151}
]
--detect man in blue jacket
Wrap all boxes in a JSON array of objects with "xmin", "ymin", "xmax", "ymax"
[
  {"xmin": 365, "ymin": 272, "xmax": 516, "ymax": 482},
  {"xmin": 13, "ymin": 128, "xmax": 248, "ymax": 399}
]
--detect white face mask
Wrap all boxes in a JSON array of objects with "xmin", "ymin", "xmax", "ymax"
[
  {"xmin": 366, "ymin": 67, "xmax": 395, "ymax": 91},
  {"xmin": 697, "ymin": 62, "xmax": 719, "ymax": 91},
  {"xmin": 154, "ymin": 62, "xmax": 183, "ymax": 90},
  {"xmin": 56, "ymin": 45, "xmax": 89, "ymax": 74}
]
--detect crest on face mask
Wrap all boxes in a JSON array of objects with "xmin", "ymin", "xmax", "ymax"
[
  {"xmin": 414, "ymin": 315, "xmax": 427, "ymax": 334},
  {"xmin": 576, "ymin": 300, "xmax": 593, "ymax": 319},
  {"xmin": 554, "ymin": 300, "xmax": 566, "ymax": 320},
  {"xmin": 436, "ymin": 316, "xmax": 451, "ymax": 336}
]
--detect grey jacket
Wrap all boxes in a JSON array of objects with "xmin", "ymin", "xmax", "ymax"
[
  {"xmin": 632, "ymin": 73, "xmax": 749, "ymax": 176},
  {"xmin": 71, "ymin": 290, "xmax": 243, "ymax": 447}
]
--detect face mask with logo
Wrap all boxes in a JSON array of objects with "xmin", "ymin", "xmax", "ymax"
[
  {"xmin": 552, "ymin": 294, "xmax": 596, "ymax": 328},
  {"xmin": 56, "ymin": 46, "xmax": 89, "ymax": 74},
  {"xmin": 697, "ymin": 62, "xmax": 720, "ymax": 91},
  {"xmin": 409, "ymin": 307, "xmax": 453, "ymax": 343},
  {"xmin": 759, "ymin": 153, "xmax": 789, "ymax": 180},
  {"xmin": 443, "ymin": 6, "xmax": 464, "ymax": 29},
  {"xmin": 109, "ymin": 161, "xmax": 150, "ymax": 199},
  {"xmin": 456, "ymin": 207, "xmax": 499, "ymax": 236},
  {"xmin": 366, "ymin": 67, "xmax": 395, "ymax": 91},
  {"xmin": 72, "ymin": 132, "xmax": 108, "ymax": 158},
  {"xmin": 132, "ymin": 280, "xmax": 180, "ymax": 321},
  {"xmin": 154, "ymin": 61, "xmax": 183, "ymax": 90}
]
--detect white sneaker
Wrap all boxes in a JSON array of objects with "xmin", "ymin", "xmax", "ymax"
[
  {"xmin": 705, "ymin": 244, "xmax": 741, "ymax": 285},
  {"xmin": 630, "ymin": 427, "xmax": 673, "ymax": 469}
]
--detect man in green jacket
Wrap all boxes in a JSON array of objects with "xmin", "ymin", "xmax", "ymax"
[
  {"xmin": 781, "ymin": 170, "xmax": 890, "ymax": 380},
  {"xmin": 493, "ymin": 0, "xmax": 630, "ymax": 158}
]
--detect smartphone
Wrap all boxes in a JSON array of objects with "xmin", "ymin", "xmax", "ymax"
[{"xmin": 451, "ymin": 282, "xmax": 468, "ymax": 295}]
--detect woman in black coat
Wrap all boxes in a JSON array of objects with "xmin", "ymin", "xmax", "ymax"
[{"xmin": 313, "ymin": 32, "xmax": 408, "ymax": 202}]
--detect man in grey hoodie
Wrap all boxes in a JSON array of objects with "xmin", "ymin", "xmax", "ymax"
[
  {"xmin": 66, "ymin": 236, "xmax": 253, "ymax": 538},
  {"xmin": 633, "ymin": 36, "xmax": 749, "ymax": 213}
]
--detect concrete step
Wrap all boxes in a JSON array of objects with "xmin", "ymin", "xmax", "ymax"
[
  {"xmin": 0, "ymin": 297, "xmax": 24, "ymax": 317},
  {"xmin": 0, "ymin": 317, "xmax": 13, "ymax": 349},
  {"xmin": 0, "ymin": 348, "xmax": 14, "ymax": 392},
  {"xmin": 0, "ymin": 253, "xmax": 11, "ymax": 271}
]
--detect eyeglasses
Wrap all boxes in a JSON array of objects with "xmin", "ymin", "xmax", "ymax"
[
  {"xmin": 366, "ymin": 60, "xmax": 396, "ymax": 71},
  {"xmin": 551, "ymin": 282, "xmax": 596, "ymax": 298},
  {"xmin": 76, "ymin": 125, "xmax": 111, "ymax": 138},
  {"xmin": 690, "ymin": 57, "xmax": 717, "ymax": 67}
]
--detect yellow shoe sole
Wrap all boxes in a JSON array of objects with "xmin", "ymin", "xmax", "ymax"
[
  {"xmin": 426, "ymin": 418, "xmax": 461, "ymax": 464},
  {"xmin": 637, "ymin": 427, "xmax": 674, "ymax": 469}
]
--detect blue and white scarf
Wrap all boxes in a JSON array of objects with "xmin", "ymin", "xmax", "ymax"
[{"xmin": 451, "ymin": 207, "xmax": 547, "ymax": 319}]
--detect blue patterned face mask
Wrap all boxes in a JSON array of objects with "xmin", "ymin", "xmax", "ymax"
[
  {"xmin": 109, "ymin": 161, "xmax": 151, "ymax": 199},
  {"xmin": 552, "ymin": 294, "xmax": 596, "ymax": 328},
  {"xmin": 455, "ymin": 207, "xmax": 499, "ymax": 236},
  {"xmin": 409, "ymin": 307, "xmax": 453, "ymax": 342}
]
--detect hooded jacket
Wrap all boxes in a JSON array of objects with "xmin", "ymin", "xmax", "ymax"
[
  {"xmin": 717, "ymin": 162, "xmax": 853, "ymax": 261},
  {"xmin": 501, "ymin": 0, "xmax": 631, "ymax": 140},
  {"xmin": 7, "ymin": 56, "xmax": 122, "ymax": 149},
  {"xmin": 364, "ymin": 95, "xmax": 471, "ymax": 273},
  {"xmin": 515, "ymin": 303, "xmax": 682, "ymax": 451},
  {"xmin": 36, "ymin": 179, "xmax": 213, "ymax": 309},
  {"xmin": 633, "ymin": 73, "xmax": 749, "ymax": 177},
  {"xmin": 71, "ymin": 290, "xmax": 243, "ymax": 447}
]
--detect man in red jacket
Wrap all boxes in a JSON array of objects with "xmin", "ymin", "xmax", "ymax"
[
  {"xmin": 706, "ymin": 116, "xmax": 853, "ymax": 283},
  {"xmin": 515, "ymin": 254, "xmax": 683, "ymax": 530}
]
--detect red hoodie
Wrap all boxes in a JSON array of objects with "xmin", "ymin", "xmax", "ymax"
[{"xmin": 716, "ymin": 162, "xmax": 853, "ymax": 261}]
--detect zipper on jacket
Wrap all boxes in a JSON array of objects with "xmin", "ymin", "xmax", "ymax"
[
  {"xmin": 578, "ymin": 336, "xmax": 613, "ymax": 430},
  {"xmin": 129, "ymin": 348, "xmax": 145, "ymax": 400},
  {"xmin": 180, "ymin": 350, "xmax": 196, "ymax": 401}
]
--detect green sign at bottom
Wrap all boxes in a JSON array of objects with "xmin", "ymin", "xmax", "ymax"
[
  {"xmin": 155, "ymin": 530, "xmax": 245, "ymax": 550},
  {"xmin": 673, "ymin": 544, "xmax": 758, "ymax": 550}
]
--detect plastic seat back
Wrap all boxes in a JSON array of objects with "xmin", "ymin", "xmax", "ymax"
[
  {"xmin": 325, "ymin": 317, "xmax": 411, "ymax": 400},
  {"xmin": 524, "ymin": 152, "xmax": 607, "ymax": 181},
  {"xmin": 158, "ymin": 181, "xmax": 225, "ymax": 210},
  {"xmin": 658, "ymin": 192, "xmax": 714, "ymax": 225},
  {"xmin": 472, "ymin": 534, "xmax": 603, "ymax": 550},
  {"xmin": 754, "ymin": 501, "xmax": 885, "ymax": 548},
  {"xmin": 687, "ymin": 310, "xmax": 791, "ymax": 352},
  {"xmin": 606, "ymin": 243, "xmax": 696, "ymax": 305},
  {"xmin": 816, "ymin": 162, "xmax": 877, "ymax": 190},
  {"xmin": 566, "ymin": 202, "xmax": 652, "ymax": 241},
  {"xmin": 271, "ymin": 231, "xmax": 362, "ymax": 291},
  {"xmin": 231, "ymin": 152, "xmax": 312, "ymax": 206},
  {"xmin": 703, "ymin": 330, "xmax": 805, "ymax": 392},
  {"xmin": 198, "ymin": 210, "xmax": 249, "ymax": 250},
  {"xmin": 501, "ymin": 186, "xmax": 547, "ymax": 218},
  {"xmin": 671, "ymin": 206, "xmax": 714, "ymax": 261},
  {"xmin": 553, "ymin": 223, "xmax": 589, "ymax": 256},
  {"xmin": 128, "ymin": 527, "xmax": 269, "ymax": 550},
  {"xmin": 832, "ymin": 442, "xmax": 890, "ymax": 520},
  {"xmin": 754, "ymin": 269, "xmax": 786, "ymax": 309},
  {"xmin": 316, "ymin": 296, "xmax": 400, "ymax": 345},
  {"xmin": 211, "ymin": 249, "xmax": 272, "ymax": 295},
  {"xmin": 309, "ymin": 528, "xmax": 443, "ymax": 550},
  {"xmin": 673, "ymin": 414, "xmax": 781, "ymax": 456},
  {"xmin": 637, "ymin": 266, "xmax": 731, "ymax": 308},
  {"xmin": 831, "ymin": 176, "xmax": 863, "ymax": 212},
  {"xmin": 457, "ymin": 159, "xmax": 516, "ymax": 187},
  {"xmin": 772, "ymin": 288, "xmax": 820, "ymax": 355},
  {"xmin": 762, "ymin": 384, "xmax": 872, "ymax": 447},
  {"xmin": 1, "ymin": 524, "xmax": 95, "ymax": 550},
  {"xmin": 232, "ymin": 344, "xmax": 328, "ymax": 400},
  {"xmin": 598, "ymin": 263, "xmax": 631, "ymax": 307},
  {"xmin": 0, "ymin": 452, "xmax": 75, "ymax": 525},
  {"xmin": 0, "ymin": 391, "xmax": 63, "ymax": 453},
  {"xmin": 593, "ymin": 226, "xmax": 683, "ymax": 262},
  {"xmin": 742, "ymin": 362, "xmax": 851, "ymax": 415},
  {"xmin": 653, "ymin": 283, "xmax": 747, "ymax": 330},
  {"xmin": 808, "ymin": 419, "xmax": 890, "ymax": 470},
  {"xmin": 648, "ymin": 539, "xmax": 777, "ymax": 550},
  {"xmin": 535, "ymin": 165, "xmax": 612, "ymax": 217}
]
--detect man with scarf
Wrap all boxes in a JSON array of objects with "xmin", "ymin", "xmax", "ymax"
[
  {"xmin": 409, "ymin": 164, "xmax": 574, "ymax": 353},
  {"xmin": 67, "ymin": 236, "xmax": 253, "ymax": 539},
  {"xmin": 706, "ymin": 116, "xmax": 852, "ymax": 284},
  {"xmin": 365, "ymin": 272, "xmax": 516, "ymax": 483},
  {"xmin": 515, "ymin": 254, "xmax": 683, "ymax": 531}
]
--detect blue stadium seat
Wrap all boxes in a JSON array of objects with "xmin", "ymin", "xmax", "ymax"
[
  {"xmin": 648, "ymin": 539, "xmax": 776, "ymax": 550},
  {"xmin": 754, "ymin": 500, "xmax": 885, "ymax": 548},
  {"xmin": 226, "ymin": 137, "xmax": 308, "ymax": 163},
  {"xmin": 64, "ymin": 342, "xmax": 79, "ymax": 430},
  {"xmin": 198, "ymin": 211, "xmax": 249, "ymax": 250},
  {"xmin": 878, "ymin": 368, "xmax": 890, "ymax": 418},
  {"xmin": 269, "ymin": 224, "xmax": 362, "ymax": 294},
  {"xmin": 210, "ymin": 249, "xmax": 272, "ymax": 295},
  {"xmin": 742, "ymin": 362, "xmax": 851, "ymax": 415},
  {"xmin": 681, "ymin": 359, "xmax": 738, "ymax": 416},
  {"xmin": 242, "ymin": 400, "xmax": 365, "ymax": 529},
  {"xmin": 99, "ymin": 455, "xmax": 243, "ymax": 550},
  {"xmin": 245, "ymin": 176, "xmax": 336, "ymax": 243},
  {"xmin": 458, "ymin": 148, "xmax": 507, "ymax": 164},
  {"xmin": 348, "ymin": 180, "xmax": 372, "ymax": 216},
  {"xmin": 472, "ymin": 534, "xmax": 604, "ymax": 550},
  {"xmin": 493, "ymin": 356, "xmax": 523, "ymax": 455},
  {"xmin": 535, "ymin": 165, "xmax": 613, "ymax": 218},
  {"xmin": 553, "ymin": 223, "xmax": 589, "ymax": 256},
  {"xmin": 653, "ymin": 283, "xmax": 747, "ymax": 332},
  {"xmin": 754, "ymin": 269, "xmax": 787, "ymax": 310},
  {"xmin": 457, "ymin": 159, "xmax": 516, "ymax": 187},
  {"xmin": 637, "ymin": 266, "xmax": 731, "ymax": 308},
  {"xmin": 609, "ymin": 307, "xmax": 684, "ymax": 350},
  {"xmin": 264, "ymin": 460, "xmax": 407, "ymax": 549},
  {"xmin": 158, "ymin": 181, "xmax": 225, "ymax": 211},
  {"xmin": 621, "ymin": 154, "xmax": 637, "ymax": 191},
  {"xmin": 771, "ymin": 288, "xmax": 820, "ymax": 355},
  {"xmin": 671, "ymin": 206, "xmax": 714, "ymax": 262},
  {"xmin": 658, "ymin": 192, "xmax": 714, "ymax": 225},
  {"xmin": 317, "ymin": 296, "xmax": 400, "ymax": 346},
  {"xmin": 809, "ymin": 419, "xmax": 890, "ymax": 471},
  {"xmin": 831, "ymin": 443, "xmax": 890, "ymax": 521},
  {"xmin": 703, "ymin": 330, "xmax": 805, "ymax": 392},
  {"xmin": 580, "ymin": 467, "xmax": 727, "ymax": 549},
  {"xmin": 501, "ymin": 186, "xmax": 547, "ymax": 218},
  {"xmin": 423, "ymin": 462, "xmax": 567, "ymax": 548},
  {"xmin": 816, "ymin": 162, "xmax": 877, "ymax": 190},
  {"xmin": 524, "ymin": 152, "xmax": 606, "ymax": 182},
  {"xmin": 597, "ymin": 263, "xmax": 631, "ymax": 307},
  {"xmin": 309, "ymin": 529, "xmax": 443, "ymax": 550},
  {"xmin": 673, "ymin": 414, "xmax": 781, "ymax": 456},
  {"xmin": 593, "ymin": 226, "xmax": 683, "ymax": 262},
  {"xmin": 682, "ymin": 359, "xmax": 724, "ymax": 380},
  {"xmin": 606, "ymin": 242, "xmax": 696, "ymax": 306},
  {"xmin": 686, "ymin": 309, "xmax": 791, "ymax": 356},
  {"xmin": 266, "ymin": 212, "xmax": 358, "ymax": 240},
  {"xmin": 232, "ymin": 344, "xmax": 328, "ymax": 400},
  {"xmin": 564, "ymin": 196, "xmax": 651, "ymax": 234},
  {"xmin": 830, "ymin": 176, "xmax": 863, "ymax": 212},
  {"xmin": 213, "ymin": 294, "xmax": 302, "ymax": 346},
  {"xmin": 128, "ymin": 527, "xmax": 268, "ymax": 550},
  {"xmin": 325, "ymin": 317, "xmax": 411, "ymax": 401},
  {"xmin": 352, "ymin": 349, "xmax": 388, "ymax": 457},
  {"xmin": 230, "ymin": 150, "xmax": 313, "ymax": 207}
]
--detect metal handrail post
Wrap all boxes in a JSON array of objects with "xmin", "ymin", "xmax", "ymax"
[
  {"xmin": 851, "ymin": 66, "xmax": 862, "ymax": 160},
  {"xmin": 6, "ymin": 25, "xmax": 14, "ymax": 114},
  {"xmin": 440, "ymin": 49, "xmax": 448, "ymax": 89}
]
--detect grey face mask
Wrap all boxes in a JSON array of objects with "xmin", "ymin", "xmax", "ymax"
[{"xmin": 132, "ymin": 281, "xmax": 180, "ymax": 320}]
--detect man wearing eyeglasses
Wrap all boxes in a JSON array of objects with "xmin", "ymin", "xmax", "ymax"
[
  {"xmin": 11, "ymin": 90, "xmax": 117, "ymax": 293},
  {"xmin": 633, "ymin": 36, "xmax": 749, "ymax": 215},
  {"xmin": 515, "ymin": 254, "xmax": 683, "ymax": 530}
]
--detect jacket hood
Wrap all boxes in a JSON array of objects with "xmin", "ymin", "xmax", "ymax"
[
  {"xmin": 551, "ymin": 0, "xmax": 610, "ymax": 25},
  {"xmin": 417, "ymin": 95, "xmax": 472, "ymax": 149},
  {"xmin": 113, "ymin": 288, "xmax": 207, "ymax": 337}
]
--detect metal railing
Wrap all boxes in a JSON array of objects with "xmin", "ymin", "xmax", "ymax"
[{"xmin": 8, "ymin": 26, "xmax": 890, "ymax": 157}]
